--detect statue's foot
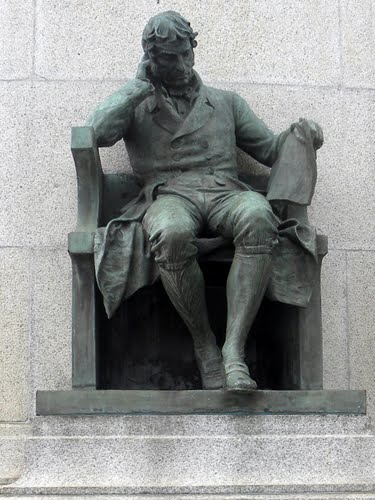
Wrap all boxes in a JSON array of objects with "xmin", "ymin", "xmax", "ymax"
[
  {"xmin": 196, "ymin": 347, "xmax": 223, "ymax": 390},
  {"xmin": 224, "ymin": 361, "xmax": 257, "ymax": 392}
]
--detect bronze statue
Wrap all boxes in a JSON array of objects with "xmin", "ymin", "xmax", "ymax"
[{"xmin": 87, "ymin": 11, "xmax": 323, "ymax": 392}]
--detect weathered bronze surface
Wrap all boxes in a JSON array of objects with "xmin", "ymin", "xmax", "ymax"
[
  {"xmin": 36, "ymin": 390, "xmax": 365, "ymax": 416},
  {"xmin": 82, "ymin": 11, "xmax": 324, "ymax": 393}
]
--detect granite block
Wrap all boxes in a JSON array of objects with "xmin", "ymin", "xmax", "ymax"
[
  {"xmin": 34, "ymin": 0, "xmax": 341, "ymax": 86},
  {"xmin": 0, "ymin": 424, "xmax": 30, "ymax": 485},
  {"xmin": 22, "ymin": 81, "xmax": 131, "ymax": 248},
  {"xmin": 31, "ymin": 250, "xmax": 72, "ymax": 411},
  {"xmin": 0, "ymin": 437, "xmax": 25, "ymax": 485},
  {"xmin": 0, "ymin": 0, "xmax": 33, "ymax": 79},
  {"xmin": 0, "ymin": 249, "xmax": 30, "ymax": 422},
  {"xmin": 0, "ymin": 81, "xmax": 77, "ymax": 247},
  {"xmin": 2, "ymin": 494, "xmax": 375, "ymax": 500},
  {"xmin": 329, "ymin": 91, "xmax": 375, "ymax": 251},
  {"xmin": 347, "ymin": 251, "xmax": 375, "ymax": 417},
  {"xmin": 1, "ymin": 416, "xmax": 373, "ymax": 495},
  {"xmin": 166, "ymin": 0, "xmax": 341, "ymax": 86},
  {"xmin": 5, "ymin": 495, "xmax": 375, "ymax": 500},
  {"xmin": 34, "ymin": 0, "xmax": 153, "ymax": 80},
  {"xmin": 341, "ymin": 0, "xmax": 375, "ymax": 89},
  {"xmin": 31, "ymin": 414, "xmax": 371, "ymax": 437},
  {"xmin": 8, "ymin": 433, "xmax": 375, "ymax": 489},
  {"xmin": 0, "ymin": 82, "xmax": 36, "ymax": 247}
]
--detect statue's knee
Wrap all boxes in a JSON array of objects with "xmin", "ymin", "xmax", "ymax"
[
  {"xmin": 150, "ymin": 227, "xmax": 197, "ymax": 264},
  {"xmin": 250, "ymin": 206, "xmax": 276, "ymax": 232},
  {"xmin": 162, "ymin": 227, "xmax": 194, "ymax": 249},
  {"xmin": 234, "ymin": 206, "xmax": 278, "ymax": 248}
]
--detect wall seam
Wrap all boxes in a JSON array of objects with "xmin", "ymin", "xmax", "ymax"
[
  {"xmin": 28, "ymin": 249, "xmax": 36, "ymax": 419},
  {"xmin": 345, "ymin": 250, "xmax": 351, "ymax": 390},
  {"xmin": 337, "ymin": 0, "xmax": 344, "ymax": 89},
  {"xmin": 26, "ymin": 248, "xmax": 34, "ymax": 423},
  {"xmin": 31, "ymin": 0, "xmax": 37, "ymax": 78}
]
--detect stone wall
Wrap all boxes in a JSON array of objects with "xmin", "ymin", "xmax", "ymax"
[{"xmin": 1, "ymin": 0, "xmax": 375, "ymax": 481}]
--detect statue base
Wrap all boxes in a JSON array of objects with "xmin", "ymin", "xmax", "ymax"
[
  {"xmin": 2, "ymin": 408, "xmax": 375, "ymax": 498},
  {"xmin": 36, "ymin": 389, "xmax": 366, "ymax": 415}
]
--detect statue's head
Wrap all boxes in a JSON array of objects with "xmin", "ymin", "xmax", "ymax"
[{"xmin": 142, "ymin": 11, "xmax": 198, "ymax": 88}]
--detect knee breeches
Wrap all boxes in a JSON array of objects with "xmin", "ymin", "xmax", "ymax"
[{"xmin": 142, "ymin": 186, "xmax": 279, "ymax": 268}]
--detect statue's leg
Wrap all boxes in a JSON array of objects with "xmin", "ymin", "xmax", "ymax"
[
  {"xmin": 143, "ymin": 195, "xmax": 222, "ymax": 389},
  {"xmin": 223, "ymin": 252, "xmax": 272, "ymax": 391},
  {"xmin": 208, "ymin": 191, "xmax": 278, "ymax": 391}
]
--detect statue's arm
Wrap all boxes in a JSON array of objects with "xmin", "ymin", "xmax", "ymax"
[
  {"xmin": 233, "ymin": 93, "xmax": 323, "ymax": 167},
  {"xmin": 86, "ymin": 79, "xmax": 154, "ymax": 147},
  {"xmin": 233, "ymin": 93, "xmax": 289, "ymax": 167}
]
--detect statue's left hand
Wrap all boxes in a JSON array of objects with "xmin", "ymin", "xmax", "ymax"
[
  {"xmin": 306, "ymin": 119, "xmax": 324, "ymax": 150},
  {"xmin": 292, "ymin": 118, "xmax": 323, "ymax": 150}
]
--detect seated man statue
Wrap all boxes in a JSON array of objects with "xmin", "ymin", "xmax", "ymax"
[{"xmin": 87, "ymin": 11, "xmax": 323, "ymax": 392}]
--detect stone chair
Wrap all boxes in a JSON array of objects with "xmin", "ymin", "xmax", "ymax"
[{"xmin": 69, "ymin": 126, "xmax": 328, "ymax": 393}]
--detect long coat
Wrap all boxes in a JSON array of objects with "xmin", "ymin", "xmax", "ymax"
[
  {"xmin": 87, "ymin": 74, "xmax": 318, "ymax": 318},
  {"xmin": 90, "ymin": 74, "xmax": 285, "ymax": 180}
]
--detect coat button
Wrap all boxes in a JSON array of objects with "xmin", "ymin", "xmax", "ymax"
[
  {"xmin": 172, "ymin": 153, "xmax": 182, "ymax": 161},
  {"xmin": 200, "ymin": 139, "xmax": 209, "ymax": 149}
]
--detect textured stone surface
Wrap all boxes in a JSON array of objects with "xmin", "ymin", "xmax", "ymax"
[
  {"xmin": 0, "ymin": 0, "xmax": 33, "ymax": 79},
  {"xmin": 328, "ymin": 91, "xmax": 375, "ymax": 251},
  {"xmin": 321, "ymin": 251, "xmax": 349, "ymax": 389},
  {"xmin": 0, "ymin": 249, "xmax": 30, "ymax": 422},
  {"xmin": 1, "ymin": 1, "xmax": 375, "ymax": 495},
  {"xmin": 347, "ymin": 252, "xmax": 375, "ymax": 417},
  {"xmin": 0, "ymin": 438, "xmax": 25, "ymax": 485},
  {"xmin": 341, "ymin": 0, "xmax": 375, "ymax": 89},
  {"xmin": 31, "ymin": 414, "xmax": 371, "ymax": 436},
  {"xmin": 0, "ymin": 82, "xmax": 35, "ymax": 247},
  {"xmin": 4, "ymin": 489, "xmax": 375, "ymax": 498},
  {"xmin": 6, "ymin": 433, "xmax": 375, "ymax": 489},
  {"xmin": 30, "ymin": 250, "xmax": 72, "ymax": 416},
  {"xmin": 3, "ymin": 415, "xmax": 372, "ymax": 491},
  {"xmin": 28, "ymin": 80, "xmax": 136, "ymax": 247},
  {"xmin": 6, "ymin": 496, "xmax": 375, "ymax": 500},
  {"xmin": 0, "ymin": 424, "xmax": 29, "ymax": 485},
  {"xmin": 0, "ymin": 80, "xmax": 131, "ymax": 248},
  {"xmin": 34, "ymin": 0, "xmax": 341, "ymax": 85},
  {"xmin": 4, "ymin": 494, "xmax": 375, "ymax": 500}
]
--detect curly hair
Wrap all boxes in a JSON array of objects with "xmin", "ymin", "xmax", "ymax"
[{"xmin": 142, "ymin": 11, "xmax": 198, "ymax": 56}]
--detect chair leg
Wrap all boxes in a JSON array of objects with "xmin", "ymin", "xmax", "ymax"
[
  {"xmin": 296, "ymin": 256, "xmax": 324, "ymax": 389},
  {"xmin": 70, "ymin": 253, "xmax": 97, "ymax": 390}
]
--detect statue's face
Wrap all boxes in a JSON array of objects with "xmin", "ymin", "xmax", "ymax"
[{"xmin": 151, "ymin": 38, "xmax": 194, "ymax": 88}]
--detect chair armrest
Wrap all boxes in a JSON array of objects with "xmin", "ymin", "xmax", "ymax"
[
  {"xmin": 71, "ymin": 126, "xmax": 103, "ymax": 232},
  {"xmin": 68, "ymin": 231, "xmax": 95, "ymax": 255}
]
